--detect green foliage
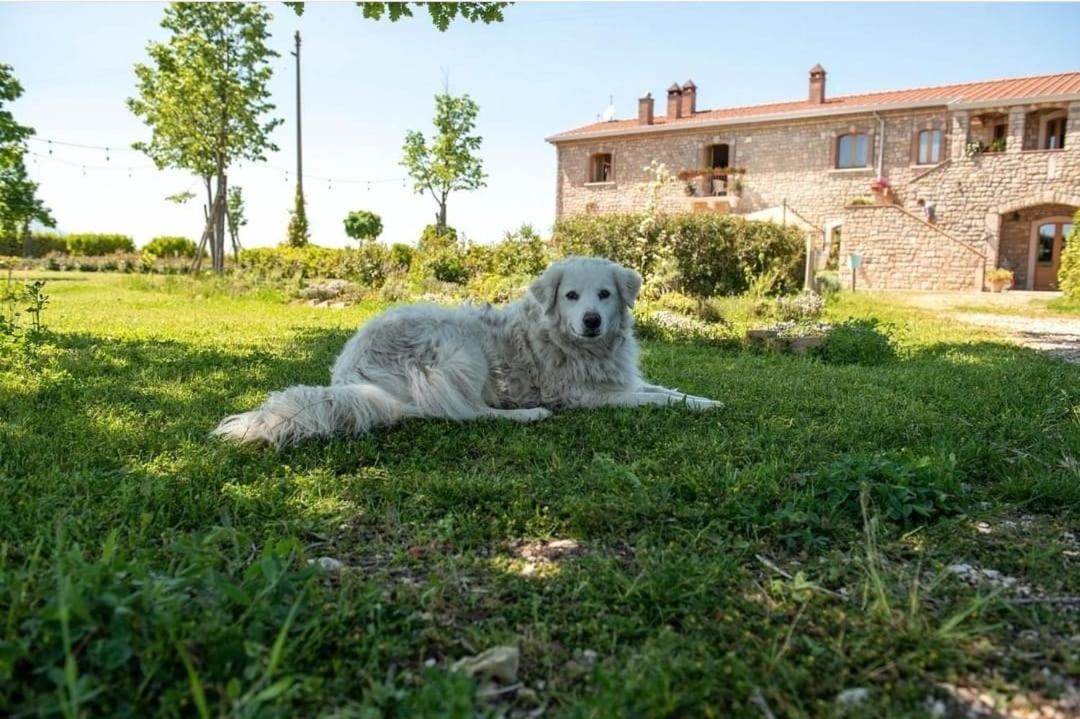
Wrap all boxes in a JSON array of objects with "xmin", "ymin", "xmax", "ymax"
[
  {"xmin": 226, "ymin": 186, "xmax": 247, "ymax": 245},
  {"xmin": 0, "ymin": 272, "xmax": 48, "ymax": 338},
  {"xmin": 64, "ymin": 233, "xmax": 136, "ymax": 256},
  {"xmin": 286, "ymin": 186, "xmax": 310, "ymax": 248},
  {"xmin": 128, "ymin": 3, "xmax": 282, "ymax": 178},
  {"xmin": 490, "ymin": 224, "xmax": 549, "ymax": 277},
  {"xmin": 413, "ymin": 224, "xmax": 467, "ymax": 284},
  {"xmin": 0, "ymin": 230, "xmax": 65, "ymax": 258},
  {"xmin": 1058, "ymin": 209, "xmax": 1080, "ymax": 300},
  {"xmin": 144, "ymin": 235, "xmax": 198, "ymax": 258},
  {"xmin": 238, "ymin": 244, "xmax": 389, "ymax": 287},
  {"xmin": 816, "ymin": 318, "xmax": 895, "ymax": 366},
  {"xmin": 0, "ymin": 63, "xmax": 34, "ymax": 167},
  {"xmin": 553, "ymin": 213, "xmax": 805, "ymax": 296},
  {"xmin": 388, "ymin": 243, "xmax": 415, "ymax": 271},
  {"xmin": 0, "ymin": 156, "xmax": 55, "ymax": 249},
  {"xmin": 402, "ymin": 93, "xmax": 486, "ymax": 232},
  {"xmin": 343, "ymin": 210, "xmax": 383, "ymax": 243},
  {"xmin": 287, "ymin": 2, "xmax": 510, "ymax": 30}
]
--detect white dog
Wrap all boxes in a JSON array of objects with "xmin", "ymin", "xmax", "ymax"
[{"xmin": 213, "ymin": 256, "xmax": 721, "ymax": 447}]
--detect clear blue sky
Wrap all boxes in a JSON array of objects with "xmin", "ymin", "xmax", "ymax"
[{"xmin": 2, "ymin": 2, "xmax": 1078, "ymax": 248}]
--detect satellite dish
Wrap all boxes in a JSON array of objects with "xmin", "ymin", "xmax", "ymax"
[{"xmin": 602, "ymin": 94, "xmax": 615, "ymax": 122}]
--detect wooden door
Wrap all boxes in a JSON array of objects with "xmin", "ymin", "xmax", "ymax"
[{"xmin": 1033, "ymin": 220, "xmax": 1073, "ymax": 290}]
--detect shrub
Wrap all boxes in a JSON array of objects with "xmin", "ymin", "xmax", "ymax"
[
  {"xmin": 65, "ymin": 233, "xmax": 136, "ymax": 256},
  {"xmin": 144, "ymin": 236, "xmax": 198, "ymax": 258},
  {"xmin": 0, "ymin": 231, "xmax": 68, "ymax": 258},
  {"xmin": 552, "ymin": 213, "xmax": 805, "ymax": 297},
  {"xmin": 814, "ymin": 270, "xmax": 841, "ymax": 296},
  {"xmin": 490, "ymin": 224, "xmax": 549, "ymax": 277},
  {"xmin": 388, "ymin": 243, "xmax": 415, "ymax": 271},
  {"xmin": 343, "ymin": 210, "xmax": 383, "ymax": 243},
  {"xmin": 1058, "ymin": 210, "xmax": 1080, "ymax": 300},
  {"xmin": 465, "ymin": 273, "xmax": 532, "ymax": 303},
  {"xmin": 413, "ymin": 225, "xmax": 467, "ymax": 284},
  {"xmin": 816, "ymin": 319, "xmax": 895, "ymax": 366},
  {"xmin": 238, "ymin": 245, "xmax": 389, "ymax": 287},
  {"xmin": 774, "ymin": 291, "xmax": 824, "ymax": 322}
]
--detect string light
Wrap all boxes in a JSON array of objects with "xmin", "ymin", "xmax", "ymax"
[{"xmin": 28, "ymin": 135, "xmax": 410, "ymax": 187}]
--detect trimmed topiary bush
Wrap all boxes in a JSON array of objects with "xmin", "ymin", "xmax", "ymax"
[
  {"xmin": 144, "ymin": 236, "xmax": 199, "ymax": 258},
  {"xmin": 65, "ymin": 233, "xmax": 136, "ymax": 256},
  {"xmin": 343, "ymin": 210, "xmax": 383, "ymax": 243}
]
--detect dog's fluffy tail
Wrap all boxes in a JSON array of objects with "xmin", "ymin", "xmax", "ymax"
[{"xmin": 213, "ymin": 383, "xmax": 405, "ymax": 448}]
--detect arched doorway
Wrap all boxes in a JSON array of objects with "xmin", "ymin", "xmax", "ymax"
[{"xmin": 995, "ymin": 202, "xmax": 1077, "ymax": 290}]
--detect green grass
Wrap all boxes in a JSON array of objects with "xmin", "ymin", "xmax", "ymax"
[{"xmin": 3, "ymin": 272, "xmax": 1079, "ymax": 717}]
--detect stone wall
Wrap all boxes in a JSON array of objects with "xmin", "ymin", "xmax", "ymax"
[
  {"xmin": 553, "ymin": 99, "xmax": 1080, "ymax": 290},
  {"xmin": 840, "ymin": 204, "xmax": 986, "ymax": 291}
]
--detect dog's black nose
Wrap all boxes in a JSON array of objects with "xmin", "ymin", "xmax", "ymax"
[{"xmin": 583, "ymin": 312, "xmax": 601, "ymax": 330}]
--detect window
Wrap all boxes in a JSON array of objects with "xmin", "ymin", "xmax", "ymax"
[
  {"xmin": 916, "ymin": 129, "xmax": 943, "ymax": 165},
  {"xmin": 835, "ymin": 133, "xmax": 869, "ymax": 169},
  {"xmin": 708, "ymin": 144, "xmax": 729, "ymax": 169},
  {"xmin": 1044, "ymin": 117, "xmax": 1066, "ymax": 149},
  {"xmin": 588, "ymin": 153, "xmax": 613, "ymax": 183},
  {"xmin": 1037, "ymin": 224, "xmax": 1056, "ymax": 263},
  {"xmin": 993, "ymin": 123, "xmax": 1007, "ymax": 142}
]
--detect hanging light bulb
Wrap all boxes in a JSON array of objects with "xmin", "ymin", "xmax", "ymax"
[
  {"xmin": 367, "ymin": 182, "xmax": 371, "ymax": 192},
  {"xmin": 105, "ymin": 147, "xmax": 110, "ymax": 162},
  {"xmin": 48, "ymin": 140, "xmax": 53, "ymax": 155},
  {"xmin": 81, "ymin": 165, "xmax": 86, "ymax": 176}
]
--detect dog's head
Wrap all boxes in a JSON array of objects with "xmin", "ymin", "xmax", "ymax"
[{"xmin": 528, "ymin": 256, "xmax": 641, "ymax": 341}]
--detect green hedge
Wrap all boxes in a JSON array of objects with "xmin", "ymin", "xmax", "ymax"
[
  {"xmin": 553, "ymin": 213, "xmax": 806, "ymax": 296},
  {"xmin": 1058, "ymin": 209, "xmax": 1080, "ymax": 300},
  {"xmin": 65, "ymin": 233, "xmax": 136, "ymax": 256},
  {"xmin": 0, "ymin": 231, "xmax": 67, "ymax": 258},
  {"xmin": 238, "ymin": 244, "xmax": 389, "ymax": 287}
]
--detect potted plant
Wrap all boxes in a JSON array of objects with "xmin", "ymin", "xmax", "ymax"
[
  {"xmin": 965, "ymin": 140, "xmax": 984, "ymax": 158},
  {"xmin": 870, "ymin": 177, "xmax": 894, "ymax": 205},
  {"xmin": 986, "ymin": 267, "xmax": 1014, "ymax": 292},
  {"xmin": 987, "ymin": 138, "xmax": 1007, "ymax": 153}
]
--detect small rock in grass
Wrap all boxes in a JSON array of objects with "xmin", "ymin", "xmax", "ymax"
[
  {"xmin": 308, "ymin": 556, "xmax": 345, "ymax": 572},
  {"xmin": 451, "ymin": 645, "xmax": 519, "ymax": 683},
  {"xmin": 835, "ymin": 688, "xmax": 870, "ymax": 706}
]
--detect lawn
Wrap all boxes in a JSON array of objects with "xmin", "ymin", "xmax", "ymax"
[{"xmin": 2, "ymin": 272, "xmax": 1079, "ymax": 717}]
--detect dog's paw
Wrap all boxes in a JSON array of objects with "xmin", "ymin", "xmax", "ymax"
[
  {"xmin": 685, "ymin": 397, "xmax": 723, "ymax": 411},
  {"xmin": 519, "ymin": 407, "xmax": 553, "ymax": 422}
]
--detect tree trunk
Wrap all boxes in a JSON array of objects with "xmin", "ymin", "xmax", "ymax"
[
  {"xmin": 437, "ymin": 194, "xmax": 448, "ymax": 234},
  {"xmin": 22, "ymin": 222, "xmax": 32, "ymax": 259},
  {"xmin": 213, "ymin": 170, "xmax": 227, "ymax": 274}
]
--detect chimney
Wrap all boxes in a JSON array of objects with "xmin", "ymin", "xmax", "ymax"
[
  {"xmin": 680, "ymin": 80, "xmax": 697, "ymax": 117},
  {"xmin": 809, "ymin": 63, "xmax": 826, "ymax": 104},
  {"xmin": 666, "ymin": 83, "xmax": 682, "ymax": 120},
  {"xmin": 637, "ymin": 93, "xmax": 654, "ymax": 125}
]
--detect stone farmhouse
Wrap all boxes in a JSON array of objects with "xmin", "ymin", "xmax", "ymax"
[{"xmin": 546, "ymin": 67, "xmax": 1080, "ymax": 291}]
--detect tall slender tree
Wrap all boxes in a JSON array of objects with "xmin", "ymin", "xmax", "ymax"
[
  {"xmin": 286, "ymin": 2, "xmax": 511, "ymax": 29},
  {"xmin": 128, "ymin": 3, "xmax": 282, "ymax": 273},
  {"xmin": 402, "ymin": 93, "xmax": 487, "ymax": 233}
]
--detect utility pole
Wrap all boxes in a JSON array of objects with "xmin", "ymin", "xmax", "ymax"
[{"xmin": 292, "ymin": 30, "xmax": 303, "ymax": 199}]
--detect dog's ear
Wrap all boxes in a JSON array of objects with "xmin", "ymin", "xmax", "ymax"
[
  {"xmin": 615, "ymin": 266, "xmax": 642, "ymax": 308},
  {"xmin": 528, "ymin": 264, "xmax": 562, "ymax": 316}
]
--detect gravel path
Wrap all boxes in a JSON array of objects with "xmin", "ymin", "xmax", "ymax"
[{"xmin": 952, "ymin": 312, "xmax": 1080, "ymax": 364}]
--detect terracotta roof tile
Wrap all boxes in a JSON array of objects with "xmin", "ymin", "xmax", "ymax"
[{"xmin": 550, "ymin": 71, "xmax": 1080, "ymax": 141}]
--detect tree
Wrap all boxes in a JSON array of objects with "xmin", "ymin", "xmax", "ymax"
[
  {"xmin": 128, "ymin": 3, "xmax": 282, "ymax": 273},
  {"xmin": 402, "ymin": 93, "xmax": 486, "ymax": 233},
  {"xmin": 0, "ymin": 64, "xmax": 34, "ymax": 167},
  {"xmin": 285, "ymin": 186, "xmax": 309, "ymax": 247},
  {"xmin": 226, "ymin": 186, "xmax": 246, "ymax": 258},
  {"xmin": 0, "ymin": 65, "xmax": 53, "ymax": 255},
  {"xmin": 0, "ymin": 156, "xmax": 56, "ymax": 256},
  {"xmin": 343, "ymin": 210, "xmax": 383, "ymax": 244},
  {"xmin": 285, "ymin": 2, "xmax": 511, "ymax": 30}
]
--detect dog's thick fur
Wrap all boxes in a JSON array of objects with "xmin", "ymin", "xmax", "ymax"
[{"xmin": 213, "ymin": 257, "xmax": 721, "ymax": 447}]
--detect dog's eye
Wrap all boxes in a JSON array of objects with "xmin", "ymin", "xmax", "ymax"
[
  {"xmin": 598, "ymin": 289, "xmax": 611, "ymax": 300},
  {"xmin": 565, "ymin": 291, "xmax": 579, "ymax": 301}
]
